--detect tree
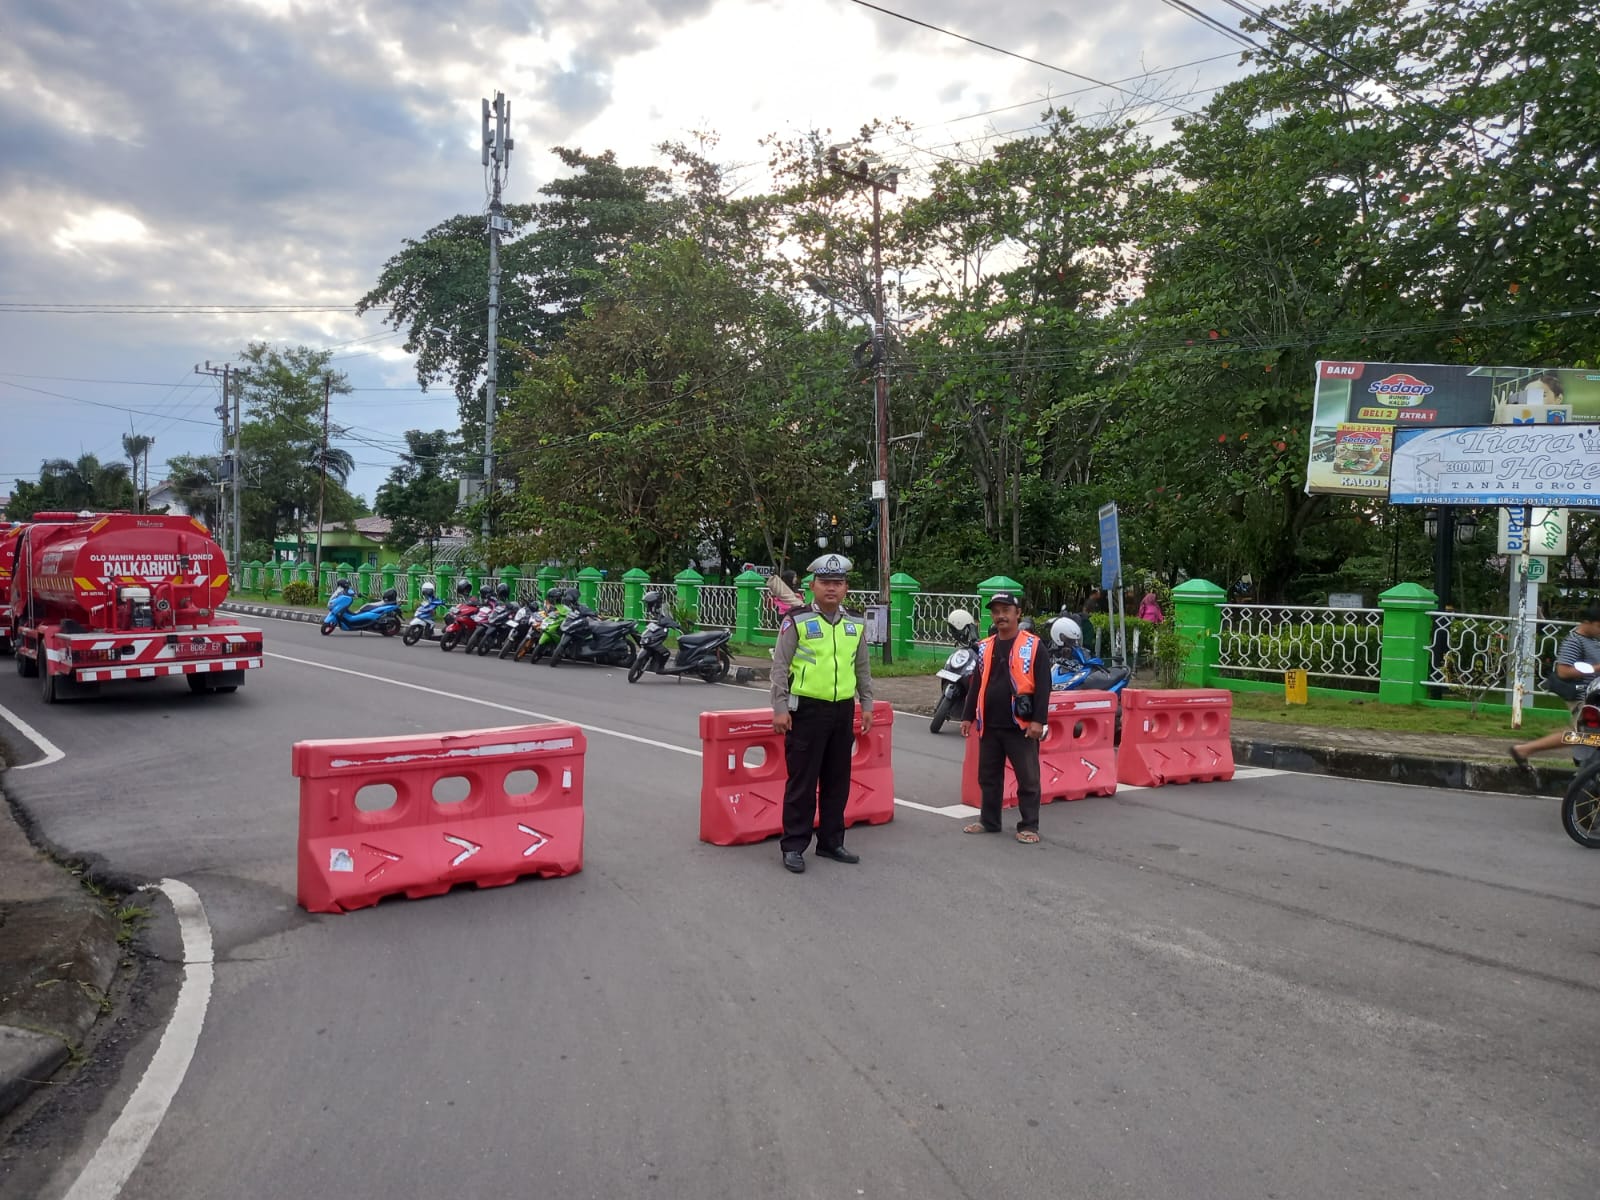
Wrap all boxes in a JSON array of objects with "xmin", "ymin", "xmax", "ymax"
[
  {"xmin": 374, "ymin": 429, "xmax": 461, "ymax": 564},
  {"xmin": 121, "ymin": 433, "xmax": 155, "ymax": 513},
  {"xmin": 5, "ymin": 455, "xmax": 136, "ymax": 519},
  {"xmin": 163, "ymin": 453, "xmax": 223, "ymax": 532}
]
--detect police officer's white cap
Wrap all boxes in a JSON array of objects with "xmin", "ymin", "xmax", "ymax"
[{"xmin": 808, "ymin": 553, "xmax": 852, "ymax": 578}]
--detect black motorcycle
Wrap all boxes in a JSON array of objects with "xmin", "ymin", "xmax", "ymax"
[
  {"xmin": 497, "ymin": 599, "xmax": 536, "ymax": 660},
  {"xmin": 550, "ymin": 606, "xmax": 639, "ymax": 669},
  {"xmin": 466, "ymin": 599, "xmax": 514, "ymax": 656},
  {"xmin": 627, "ymin": 596, "xmax": 732, "ymax": 683},
  {"xmin": 1557, "ymin": 671, "xmax": 1600, "ymax": 847},
  {"xmin": 929, "ymin": 608, "xmax": 980, "ymax": 734}
]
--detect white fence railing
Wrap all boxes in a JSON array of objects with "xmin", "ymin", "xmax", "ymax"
[
  {"xmin": 1425, "ymin": 611, "xmax": 1574, "ymax": 701},
  {"xmin": 912, "ymin": 591, "xmax": 982, "ymax": 647},
  {"xmin": 596, "ymin": 580, "xmax": 625, "ymax": 615},
  {"xmin": 697, "ymin": 584, "xmax": 737, "ymax": 630},
  {"xmin": 1215, "ymin": 603, "xmax": 1384, "ymax": 684}
]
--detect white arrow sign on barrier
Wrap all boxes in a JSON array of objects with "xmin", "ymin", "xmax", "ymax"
[{"xmin": 444, "ymin": 833, "xmax": 481, "ymax": 867}]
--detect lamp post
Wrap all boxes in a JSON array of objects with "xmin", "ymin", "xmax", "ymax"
[{"xmin": 1425, "ymin": 506, "xmax": 1479, "ymax": 607}]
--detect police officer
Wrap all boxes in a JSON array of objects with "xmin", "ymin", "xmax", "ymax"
[{"xmin": 770, "ymin": 553, "xmax": 874, "ymax": 874}]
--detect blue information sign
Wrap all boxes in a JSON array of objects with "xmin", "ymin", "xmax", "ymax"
[{"xmin": 1098, "ymin": 503, "xmax": 1121, "ymax": 590}]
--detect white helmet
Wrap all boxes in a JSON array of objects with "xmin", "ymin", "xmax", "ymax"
[
  {"xmin": 420, "ymin": 581, "xmax": 436, "ymax": 596},
  {"xmin": 1050, "ymin": 616, "xmax": 1082, "ymax": 648},
  {"xmin": 947, "ymin": 608, "xmax": 976, "ymax": 634}
]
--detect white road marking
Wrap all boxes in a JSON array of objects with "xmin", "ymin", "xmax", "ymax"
[
  {"xmin": 61, "ymin": 879, "xmax": 213, "ymax": 1200},
  {"xmin": 0, "ymin": 698, "xmax": 66, "ymax": 770}
]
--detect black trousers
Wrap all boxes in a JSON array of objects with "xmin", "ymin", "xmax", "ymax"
[
  {"xmin": 781, "ymin": 697, "xmax": 856, "ymax": 854},
  {"xmin": 977, "ymin": 724, "xmax": 1041, "ymax": 832}
]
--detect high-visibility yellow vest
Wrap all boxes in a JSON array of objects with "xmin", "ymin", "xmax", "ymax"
[{"xmin": 788, "ymin": 608, "xmax": 862, "ymax": 701}]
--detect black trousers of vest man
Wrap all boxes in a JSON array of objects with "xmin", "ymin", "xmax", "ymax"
[{"xmin": 781, "ymin": 696, "xmax": 856, "ymax": 854}]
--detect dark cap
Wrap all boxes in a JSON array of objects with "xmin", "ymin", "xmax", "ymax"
[
  {"xmin": 985, "ymin": 591, "xmax": 1022, "ymax": 610},
  {"xmin": 1581, "ymin": 604, "xmax": 1600, "ymax": 623}
]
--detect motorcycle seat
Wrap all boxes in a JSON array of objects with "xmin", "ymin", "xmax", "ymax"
[
  {"xmin": 589, "ymin": 620, "xmax": 635, "ymax": 635},
  {"xmin": 678, "ymin": 630, "xmax": 726, "ymax": 648}
]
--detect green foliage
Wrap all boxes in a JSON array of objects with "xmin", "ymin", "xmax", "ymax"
[
  {"xmin": 281, "ymin": 580, "xmax": 317, "ymax": 606},
  {"xmin": 375, "ymin": 429, "xmax": 460, "ymax": 558},
  {"xmin": 5, "ymin": 454, "xmax": 136, "ymax": 519}
]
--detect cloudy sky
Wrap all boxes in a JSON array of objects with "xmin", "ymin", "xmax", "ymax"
[{"xmin": 0, "ymin": 0, "xmax": 1250, "ymax": 511}]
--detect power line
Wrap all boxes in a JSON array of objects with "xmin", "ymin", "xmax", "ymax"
[
  {"xmin": 0, "ymin": 379, "xmax": 220, "ymax": 425},
  {"xmin": 846, "ymin": 0, "xmax": 1201, "ymax": 120},
  {"xmin": 1157, "ymin": 0, "xmax": 1262, "ymax": 52}
]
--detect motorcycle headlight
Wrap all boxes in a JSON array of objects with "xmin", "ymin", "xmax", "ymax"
[{"xmin": 950, "ymin": 649, "xmax": 972, "ymax": 668}]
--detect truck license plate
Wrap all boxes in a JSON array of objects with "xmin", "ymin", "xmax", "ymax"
[
  {"xmin": 173, "ymin": 639, "xmax": 214, "ymax": 659},
  {"xmin": 1561, "ymin": 731, "xmax": 1600, "ymax": 748}
]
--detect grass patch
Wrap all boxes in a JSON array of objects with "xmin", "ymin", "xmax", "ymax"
[{"xmin": 1229, "ymin": 690, "xmax": 1568, "ymax": 737}]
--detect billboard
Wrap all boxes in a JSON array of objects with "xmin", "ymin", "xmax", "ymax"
[{"xmin": 1305, "ymin": 361, "xmax": 1600, "ymax": 496}]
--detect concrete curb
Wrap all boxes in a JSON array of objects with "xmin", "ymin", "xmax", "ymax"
[
  {"xmin": 1232, "ymin": 736, "xmax": 1569, "ymax": 798},
  {"xmin": 220, "ymin": 601, "xmax": 322, "ymax": 625},
  {"xmin": 0, "ymin": 788, "xmax": 124, "ymax": 1120}
]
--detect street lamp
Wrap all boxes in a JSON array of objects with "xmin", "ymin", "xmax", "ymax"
[{"xmin": 1455, "ymin": 511, "xmax": 1479, "ymax": 545}]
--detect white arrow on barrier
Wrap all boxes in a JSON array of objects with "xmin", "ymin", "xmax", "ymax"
[
  {"xmin": 1080, "ymin": 757, "xmax": 1100, "ymax": 781},
  {"xmin": 444, "ymin": 833, "xmax": 481, "ymax": 867},
  {"xmin": 517, "ymin": 823, "xmax": 550, "ymax": 858}
]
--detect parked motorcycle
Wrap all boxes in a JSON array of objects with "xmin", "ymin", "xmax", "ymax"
[
  {"xmin": 467, "ymin": 586, "xmax": 517, "ymax": 656},
  {"xmin": 402, "ymin": 588, "xmax": 446, "ymax": 646},
  {"xmin": 321, "ymin": 581, "xmax": 401, "ymax": 637},
  {"xmin": 1049, "ymin": 615, "xmax": 1131, "ymax": 694},
  {"xmin": 438, "ymin": 582, "xmax": 485, "ymax": 652},
  {"xmin": 929, "ymin": 608, "xmax": 980, "ymax": 734},
  {"xmin": 627, "ymin": 592, "xmax": 732, "ymax": 683},
  {"xmin": 523, "ymin": 591, "xmax": 574, "ymax": 663},
  {"xmin": 550, "ymin": 600, "xmax": 638, "ymax": 669},
  {"xmin": 1557, "ymin": 667, "xmax": 1600, "ymax": 847},
  {"xmin": 498, "ymin": 598, "xmax": 537, "ymax": 660}
]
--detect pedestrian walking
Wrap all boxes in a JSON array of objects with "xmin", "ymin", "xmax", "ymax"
[
  {"xmin": 770, "ymin": 554, "xmax": 874, "ymax": 874},
  {"xmin": 961, "ymin": 591, "xmax": 1048, "ymax": 843},
  {"xmin": 1510, "ymin": 604, "xmax": 1600, "ymax": 767},
  {"xmin": 1138, "ymin": 590, "xmax": 1164, "ymax": 623}
]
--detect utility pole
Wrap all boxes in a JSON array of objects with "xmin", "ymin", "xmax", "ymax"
[
  {"xmin": 195, "ymin": 362, "xmax": 232, "ymax": 556},
  {"xmin": 828, "ymin": 145, "xmax": 897, "ymax": 662},
  {"xmin": 314, "ymin": 374, "xmax": 331, "ymax": 593},
  {"xmin": 481, "ymin": 91, "xmax": 514, "ymax": 552}
]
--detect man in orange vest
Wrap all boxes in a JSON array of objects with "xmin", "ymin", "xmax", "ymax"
[{"xmin": 960, "ymin": 592, "xmax": 1048, "ymax": 843}]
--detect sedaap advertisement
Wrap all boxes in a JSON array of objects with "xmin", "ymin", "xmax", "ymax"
[{"xmin": 1305, "ymin": 361, "xmax": 1600, "ymax": 497}]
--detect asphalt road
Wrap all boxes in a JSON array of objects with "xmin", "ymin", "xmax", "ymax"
[{"xmin": 1, "ymin": 617, "xmax": 1597, "ymax": 1199}]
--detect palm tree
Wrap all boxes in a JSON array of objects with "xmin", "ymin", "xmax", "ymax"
[{"xmin": 121, "ymin": 434, "xmax": 155, "ymax": 512}]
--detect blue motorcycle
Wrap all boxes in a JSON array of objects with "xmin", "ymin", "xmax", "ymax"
[
  {"xmin": 321, "ymin": 581, "xmax": 402, "ymax": 637},
  {"xmin": 1047, "ymin": 617, "xmax": 1130, "ymax": 694}
]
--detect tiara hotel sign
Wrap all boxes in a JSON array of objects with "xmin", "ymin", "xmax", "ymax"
[{"xmin": 1389, "ymin": 425, "xmax": 1600, "ymax": 507}]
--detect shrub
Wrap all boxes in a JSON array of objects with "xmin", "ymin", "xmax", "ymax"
[{"xmin": 282, "ymin": 580, "xmax": 317, "ymax": 607}]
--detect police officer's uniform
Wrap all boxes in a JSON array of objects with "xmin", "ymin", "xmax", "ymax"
[{"xmin": 770, "ymin": 554, "xmax": 874, "ymax": 873}]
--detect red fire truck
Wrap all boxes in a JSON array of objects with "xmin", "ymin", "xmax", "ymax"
[
  {"xmin": 9, "ymin": 512, "xmax": 263, "ymax": 703},
  {"xmin": 0, "ymin": 521, "xmax": 19, "ymax": 654}
]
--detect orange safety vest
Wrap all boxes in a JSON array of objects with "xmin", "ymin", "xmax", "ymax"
[{"xmin": 973, "ymin": 631, "xmax": 1042, "ymax": 732}]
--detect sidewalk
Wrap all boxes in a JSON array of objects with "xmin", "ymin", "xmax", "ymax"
[
  {"xmin": 0, "ymin": 787, "xmax": 122, "ymax": 1118},
  {"xmin": 223, "ymin": 601, "xmax": 1569, "ymax": 798}
]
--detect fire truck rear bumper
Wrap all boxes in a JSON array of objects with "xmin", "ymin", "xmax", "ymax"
[{"xmin": 75, "ymin": 657, "xmax": 264, "ymax": 683}]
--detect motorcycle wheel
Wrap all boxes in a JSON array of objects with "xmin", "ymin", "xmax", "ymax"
[
  {"xmin": 319, "ymin": 621, "xmax": 334, "ymax": 637},
  {"xmin": 402, "ymin": 625, "xmax": 423, "ymax": 646},
  {"xmin": 528, "ymin": 641, "xmax": 548, "ymax": 664},
  {"xmin": 627, "ymin": 653, "xmax": 651, "ymax": 683},
  {"xmin": 475, "ymin": 631, "xmax": 494, "ymax": 656},
  {"xmin": 929, "ymin": 694, "xmax": 954, "ymax": 734},
  {"xmin": 498, "ymin": 634, "xmax": 521, "ymax": 661},
  {"xmin": 440, "ymin": 630, "xmax": 459, "ymax": 652},
  {"xmin": 700, "ymin": 647, "xmax": 731, "ymax": 683},
  {"xmin": 1561, "ymin": 757, "xmax": 1600, "ymax": 847},
  {"xmin": 379, "ymin": 616, "xmax": 400, "ymax": 637},
  {"xmin": 464, "ymin": 628, "xmax": 484, "ymax": 655},
  {"xmin": 612, "ymin": 643, "xmax": 637, "ymax": 670},
  {"xmin": 550, "ymin": 637, "xmax": 568, "ymax": 667}
]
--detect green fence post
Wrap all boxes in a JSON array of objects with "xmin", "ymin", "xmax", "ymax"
[
  {"xmin": 623, "ymin": 568, "xmax": 651, "ymax": 621},
  {"xmin": 1170, "ymin": 578, "xmax": 1226, "ymax": 687},
  {"xmin": 735, "ymin": 568, "xmax": 766, "ymax": 642},
  {"xmin": 674, "ymin": 566, "xmax": 704, "ymax": 629},
  {"xmin": 295, "ymin": 561, "xmax": 310, "ymax": 588},
  {"xmin": 380, "ymin": 563, "xmax": 396, "ymax": 596},
  {"xmin": 890, "ymin": 572, "xmax": 920, "ymax": 659},
  {"xmin": 499, "ymin": 564, "xmax": 519, "ymax": 598},
  {"xmin": 436, "ymin": 566, "xmax": 454, "ymax": 598},
  {"xmin": 577, "ymin": 566, "xmax": 602, "ymax": 611},
  {"xmin": 405, "ymin": 563, "xmax": 423, "ymax": 603},
  {"xmin": 537, "ymin": 565, "xmax": 560, "ymax": 599},
  {"xmin": 1378, "ymin": 582, "xmax": 1439, "ymax": 705},
  {"xmin": 976, "ymin": 575, "xmax": 1023, "ymax": 637},
  {"xmin": 357, "ymin": 563, "xmax": 376, "ymax": 598}
]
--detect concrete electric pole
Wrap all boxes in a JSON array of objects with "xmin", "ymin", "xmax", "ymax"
[
  {"xmin": 827, "ymin": 146, "xmax": 898, "ymax": 662},
  {"xmin": 195, "ymin": 361, "xmax": 235, "ymax": 561},
  {"xmin": 481, "ymin": 91, "xmax": 514, "ymax": 550}
]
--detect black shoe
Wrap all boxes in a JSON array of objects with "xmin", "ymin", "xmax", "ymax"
[
  {"xmin": 782, "ymin": 851, "xmax": 806, "ymax": 874},
  {"xmin": 815, "ymin": 845, "xmax": 860, "ymax": 864}
]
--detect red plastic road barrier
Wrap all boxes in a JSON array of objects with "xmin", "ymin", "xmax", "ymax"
[
  {"xmin": 293, "ymin": 723, "xmax": 586, "ymax": 914},
  {"xmin": 1039, "ymin": 690, "xmax": 1119, "ymax": 801},
  {"xmin": 960, "ymin": 691, "xmax": 1120, "ymax": 808},
  {"xmin": 1117, "ymin": 688, "xmax": 1235, "ymax": 787},
  {"xmin": 699, "ymin": 702, "xmax": 894, "ymax": 845}
]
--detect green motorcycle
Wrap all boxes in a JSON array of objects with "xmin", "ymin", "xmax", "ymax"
[{"xmin": 522, "ymin": 600, "xmax": 571, "ymax": 664}]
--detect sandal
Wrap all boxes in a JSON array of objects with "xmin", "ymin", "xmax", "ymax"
[
  {"xmin": 963, "ymin": 822, "xmax": 998, "ymax": 834},
  {"xmin": 1015, "ymin": 829, "xmax": 1041, "ymax": 844},
  {"xmin": 1509, "ymin": 746, "xmax": 1530, "ymax": 770}
]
